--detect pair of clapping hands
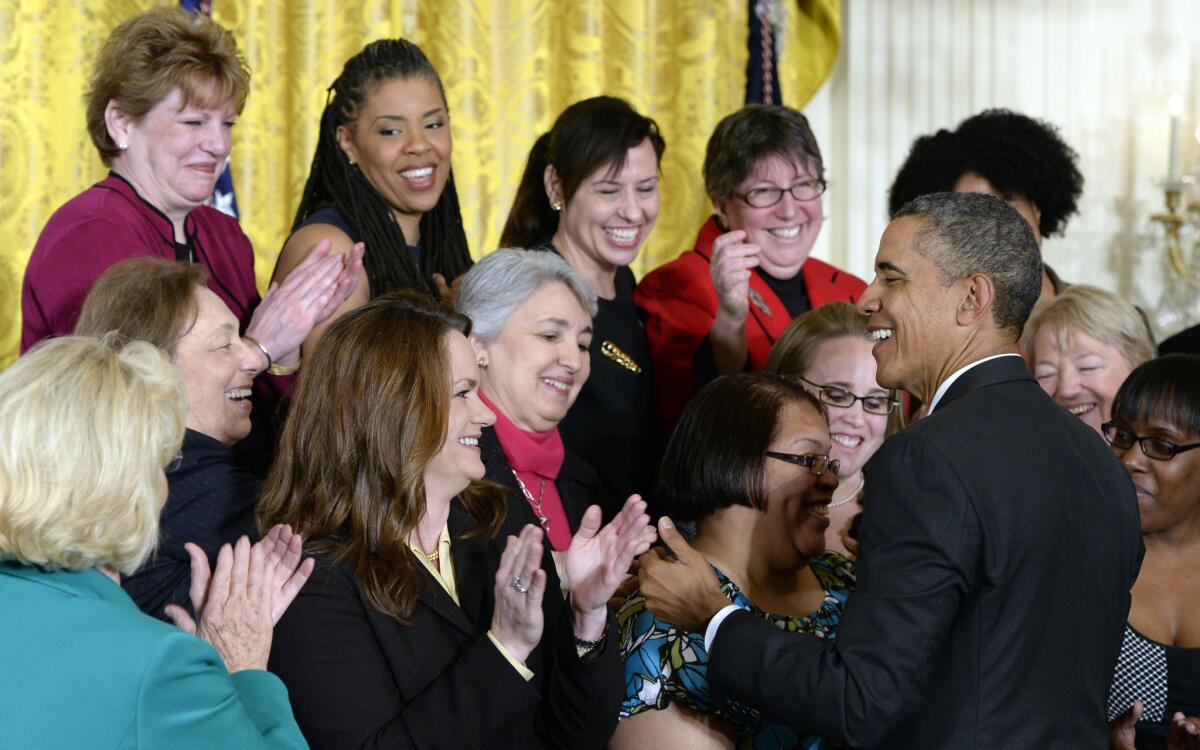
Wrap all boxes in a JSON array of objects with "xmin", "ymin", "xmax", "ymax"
[
  {"xmin": 489, "ymin": 497, "xmax": 653, "ymax": 664},
  {"xmin": 164, "ymin": 525, "xmax": 314, "ymax": 674}
]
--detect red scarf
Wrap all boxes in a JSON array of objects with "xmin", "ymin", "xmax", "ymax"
[{"xmin": 480, "ymin": 390, "xmax": 573, "ymax": 550}]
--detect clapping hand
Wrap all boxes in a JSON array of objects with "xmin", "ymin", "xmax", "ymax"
[
  {"xmin": 490, "ymin": 524, "xmax": 548, "ymax": 665},
  {"xmin": 565, "ymin": 496, "xmax": 651, "ymax": 640},
  {"xmin": 710, "ymin": 229, "xmax": 760, "ymax": 323},
  {"xmin": 1170, "ymin": 712, "xmax": 1200, "ymax": 749}
]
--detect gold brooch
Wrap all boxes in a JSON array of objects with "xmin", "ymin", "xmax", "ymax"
[{"xmin": 601, "ymin": 341, "xmax": 643, "ymax": 373}]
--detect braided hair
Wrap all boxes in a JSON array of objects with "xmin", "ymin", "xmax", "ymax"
[{"xmin": 290, "ymin": 39, "xmax": 473, "ymax": 296}]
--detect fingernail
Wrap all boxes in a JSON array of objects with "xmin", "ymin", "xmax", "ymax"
[{"xmin": 660, "ymin": 517, "xmax": 674, "ymax": 530}]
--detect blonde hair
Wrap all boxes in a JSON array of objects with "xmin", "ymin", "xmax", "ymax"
[
  {"xmin": 86, "ymin": 7, "xmax": 250, "ymax": 165},
  {"xmin": 765, "ymin": 301, "xmax": 907, "ymax": 437},
  {"xmin": 0, "ymin": 336, "xmax": 186, "ymax": 574},
  {"xmin": 1023, "ymin": 285, "xmax": 1156, "ymax": 369}
]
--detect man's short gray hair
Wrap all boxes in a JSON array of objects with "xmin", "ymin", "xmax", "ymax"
[
  {"xmin": 894, "ymin": 192, "xmax": 1042, "ymax": 338},
  {"xmin": 457, "ymin": 248, "xmax": 599, "ymax": 342}
]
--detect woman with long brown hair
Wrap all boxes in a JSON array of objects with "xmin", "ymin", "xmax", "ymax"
[{"xmin": 259, "ymin": 291, "xmax": 648, "ymax": 749}]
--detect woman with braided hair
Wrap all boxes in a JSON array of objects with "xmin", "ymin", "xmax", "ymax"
[{"xmin": 274, "ymin": 39, "xmax": 474, "ymax": 357}]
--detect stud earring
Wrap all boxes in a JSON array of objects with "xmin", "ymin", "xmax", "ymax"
[
  {"xmin": 118, "ymin": 140, "xmax": 128, "ymax": 150},
  {"xmin": 550, "ymin": 199, "xmax": 563, "ymax": 211},
  {"xmin": 476, "ymin": 357, "xmax": 488, "ymax": 369}
]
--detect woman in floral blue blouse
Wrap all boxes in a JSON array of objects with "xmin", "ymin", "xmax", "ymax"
[{"xmin": 612, "ymin": 373, "xmax": 855, "ymax": 750}]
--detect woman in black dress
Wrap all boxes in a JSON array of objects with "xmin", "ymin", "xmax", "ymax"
[{"xmin": 500, "ymin": 96, "xmax": 665, "ymax": 505}]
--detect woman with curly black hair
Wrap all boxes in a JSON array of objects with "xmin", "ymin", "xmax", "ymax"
[
  {"xmin": 888, "ymin": 109, "xmax": 1084, "ymax": 303},
  {"xmin": 273, "ymin": 39, "xmax": 475, "ymax": 357}
]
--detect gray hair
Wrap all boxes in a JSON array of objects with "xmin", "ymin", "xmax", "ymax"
[
  {"xmin": 1022, "ymin": 285, "xmax": 1156, "ymax": 368},
  {"xmin": 457, "ymin": 248, "xmax": 599, "ymax": 342},
  {"xmin": 894, "ymin": 191, "xmax": 1042, "ymax": 338}
]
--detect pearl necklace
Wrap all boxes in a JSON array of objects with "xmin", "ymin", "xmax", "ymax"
[{"xmin": 829, "ymin": 476, "xmax": 865, "ymax": 508}]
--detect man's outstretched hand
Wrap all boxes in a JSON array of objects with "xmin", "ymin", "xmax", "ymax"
[{"xmin": 636, "ymin": 516, "xmax": 729, "ymax": 633}]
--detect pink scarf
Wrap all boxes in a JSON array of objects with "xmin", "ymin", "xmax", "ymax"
[{"xmin": 480, "ymin": 390, "xmax": 573, "ymax": 550}]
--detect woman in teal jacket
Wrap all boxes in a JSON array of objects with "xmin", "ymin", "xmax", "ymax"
[{"xmin": 0, "ymin": 336, "xmax": 312, "ymax": 749}]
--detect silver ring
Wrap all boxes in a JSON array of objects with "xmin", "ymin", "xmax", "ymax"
[{"xmin": 510, "ymin": 576, "xmax": 529, "ymax": 594}]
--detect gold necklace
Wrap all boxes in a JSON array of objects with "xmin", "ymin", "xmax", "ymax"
[{"xmin": 512, "ymin": 470, "xmax": 551, "ymax": 533}]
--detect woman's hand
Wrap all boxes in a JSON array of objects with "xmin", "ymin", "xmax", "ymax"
[
  {"xmin": 257, "ymin": 524, "xmax": 316, "ymax": 623},
  {"xmin": 1170, "ymin": 712, "xmax": 1200, "ymax": 749},
  {"xmin": 709, "ymin": 230, "xmax": 760, "ymax": 324},
  {"xmin": 490, "ymin": 524, "xmax": 548, "ymax": 664},
  {"xmin": 1109, "ymin": 700, "xmax": 1142, "ymax": 750},
  {"xmin": 565, "ymin": 496, "xmax": 651, "ymax": 640},
  {"xmin": 245, "ymin": 239, "xmax": 364, "ymax": 367},
  {"xmin": 432, "ymin": 272, "xmax": 466, "ymax": 307}
]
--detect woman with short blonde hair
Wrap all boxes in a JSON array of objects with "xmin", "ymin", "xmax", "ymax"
[
  {"xmin": 1024, "ymin": 285, "xmax": 1156, "ymax": 435},
  {"xmin": 0, "ymin": 335, "xmax": 313, "ymax": 747}
]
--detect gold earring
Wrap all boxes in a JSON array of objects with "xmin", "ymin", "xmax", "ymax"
[{"xmin": 551, "ymin": 199, "xmax": 563, "ymax": 211}]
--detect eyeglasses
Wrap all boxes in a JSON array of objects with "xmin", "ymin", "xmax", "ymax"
[
  {"xmin": 1101, "ymin": 422, "xmax": 1200, "ymax": 461},
  {"xmin": 797, "ymin": 376, "xmax": 899, "ymax": 415},
  {"xmin": 738, "ymin": 179, "xmax": 827, "ymax": 208},
  {"xmin": 766, "ymin": 451, "xmax": 840, "ymax": 477}
]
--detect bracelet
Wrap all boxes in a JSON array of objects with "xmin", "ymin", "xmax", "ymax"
[
  {"xmin": 268, "ymin": 359, "xmax": 301, "ymax": 376},
  {"xmin": 575, "ymin": 634, "xmax": 605, "ymax": 658},
  {"xmin": 242, "ymin": 335, "xmax": 272, "ymax": 370}
]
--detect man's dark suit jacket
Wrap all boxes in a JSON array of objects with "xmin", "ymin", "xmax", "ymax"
[
  {"xmin": 709, "ymin": 355, "xmax": 1143, "ymax": 748},
  {"xmin": 480, "ymin": 424, "xmax": 615, "ymax": 539},
  {"xmin": 122, "ymin": 428, "xmax": 259, "ymax": 619},
  {"xmin": 268, "ymin": 500, "xmax": 623, "ymax": 749}
]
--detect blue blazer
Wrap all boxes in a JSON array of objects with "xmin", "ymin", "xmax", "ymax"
[{"xmin": 0, "ymin": 562, "xmax": 307, "ymax": 749}]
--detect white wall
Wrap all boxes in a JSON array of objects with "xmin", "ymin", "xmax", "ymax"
[{"xmin": 802, "ymin": 0, "xmax": 1200, "ymax": 338}]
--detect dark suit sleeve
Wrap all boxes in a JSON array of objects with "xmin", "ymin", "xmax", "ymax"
[
  {"xmin": 708, "ymin": 432, "xmax": 982, "ymax": 748},
  {"xmin": 534, "ymin": 589, "xmax": 623, "ymax": 749},
  {"xmin": 269, "ymin": 562, "xmax": 544, "ymax": 750}
]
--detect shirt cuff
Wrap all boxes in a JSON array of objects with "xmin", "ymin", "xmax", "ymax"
[
  {"xmin": 704, "ymin": 604, "xmax": 744, "ymax": 654},
  {"xmin": 487, "ymin": 630, "xmax": 534, "ymax": 682}
]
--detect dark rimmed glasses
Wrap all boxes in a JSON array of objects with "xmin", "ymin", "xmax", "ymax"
[
  {"xmin": 766, "ymin": 452, "xmax": 841, "ymax": 477},
  {"xmin": 737, "ymin": 179, "xmax": 827, "ymax": 208},
  {"xmin": 797, "ymin": 376, "xmax": 899, "ymax": 416},
  {"xmin": 1101, "ymin": 422, "xmax": 1200, "ymax": 461}
]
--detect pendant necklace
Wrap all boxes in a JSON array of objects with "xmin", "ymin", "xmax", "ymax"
[{"xmin": 512, "ymin": 470, "xmax": 551, "ymax": 533}]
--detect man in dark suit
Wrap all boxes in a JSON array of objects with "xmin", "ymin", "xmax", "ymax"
[{"xmin": 638, "ymin": 192, "xmax": 1143, "ymax": 748}]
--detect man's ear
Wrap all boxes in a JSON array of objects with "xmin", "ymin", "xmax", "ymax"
[{"xmin": 956, "ymin": 272, "xmax": 996, "ymax": 326}]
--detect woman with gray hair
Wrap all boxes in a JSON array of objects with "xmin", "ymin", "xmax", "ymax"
[
  {"xmin": 1023, "ymin": 285, "xmax": 1156, "ymax": 436},
  {"xmin": 458, "ymin": 249, "xmax": 613, "ymax": 566},
  {"xmin": 0, "ymin": 336, "xmax": 312, "ymax": 747}
]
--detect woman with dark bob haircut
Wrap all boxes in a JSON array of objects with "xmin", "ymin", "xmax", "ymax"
[
  {"xmin": 274, "ymin": 38, "xmax": 474, "ymax": 357},
  {"xmin": 260, "ymin": 291, "xmax": 649, "ymax": 749},
  {"xmin": 635, "ymin": 105, "xmax": 866, "ymax": 433},
  {"xmin": 500, "ymin": 96, "xmax": 666, "ymax": 503},
  {"xmin": 614, "ymin": 373, "xmax": 854, "ymax": 749},
  {"xmin": 1105, "ymin": 354, "xmax": 1200, "ymax": 749},
  {"xmin": 888, "ymin": 108, "xmax": 1084, "ymax": 303}
]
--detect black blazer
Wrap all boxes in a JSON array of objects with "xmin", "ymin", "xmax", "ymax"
[
  {"xmin": 268, "ymin": 500, "xmax": 623, "ymax": 749},
  {"xmin": 480, "ymin": 424, "xmax": 614, "ymax": 541},
  {"xmin": 123, "ymin": 428, "xmax": 260, "ymax": 619},
  {"xmin": 709, "ymin": 356, "xmax": 1143, "ymax": 748}
]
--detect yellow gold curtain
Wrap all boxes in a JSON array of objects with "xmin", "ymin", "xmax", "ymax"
[{"xmin": 1, "ymin": 0, "xmax": 839, "ymax": 370}]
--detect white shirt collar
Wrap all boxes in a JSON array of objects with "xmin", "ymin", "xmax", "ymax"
[{"xmin": 926, "ymin": 353, "xmax": 1023, "ymax": 415}]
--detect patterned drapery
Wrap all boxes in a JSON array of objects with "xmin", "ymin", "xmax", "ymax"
[{"xmin": 0, "ymin": 0, "xmax": 839, "ymax": 369}]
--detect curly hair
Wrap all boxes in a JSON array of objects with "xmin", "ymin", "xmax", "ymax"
[
  {"xmin": 289, "ymin": 39, "xmax": 472, "ymax": 296},
  {"xmin": 888, "ymin": 109, "xmax": 1083, "ymax": 238}
]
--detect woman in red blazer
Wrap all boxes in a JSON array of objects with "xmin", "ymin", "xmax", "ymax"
[{"xmin": 635, "ymin": 105, "xmax": 865, "ymax": 432}]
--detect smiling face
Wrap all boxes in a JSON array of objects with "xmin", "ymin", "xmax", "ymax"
[
  {"xmin": 1112, "ymin": 415, "xmax": 1200, "ymax": 535},
  {"xmin": 173, "ymin": 287, "xmax": 261, "ymax": 445},
  {"xmin": 759, "ymin": 399, "xmax": 837, "ymax": 564},
  {"xmin": 423, "ymin": 331, "xmax": 497, "ymax": 501},
  {"xmin": 113, "ymin": 86, "xmax": 235, "ymax": 219},
  {"xmin": 1031, "ymin": 325, "xmax": 1134, "ymax": 435},
  {"xmin": 714, "ymin": 153, "xmax": 824, "ymax": 279},
  {"xmin": 337, "ymin": 75, "xmax": 450, "ymax": 244},
  {"xmin": 802, "ymin": 336, "xmax": 889, "ymax": 479},
  {"xmin": 550, "ymin": 137, "xmax": 660, "ymax": 276},
  {"xmin": 857, "ymin": 216, "xmax": 965, "ymax": 401},
  {"xmin": 476, "ymin": 282, "xmax": 593, "ymax": 432}
]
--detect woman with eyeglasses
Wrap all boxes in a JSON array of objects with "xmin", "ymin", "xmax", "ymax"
[
  {"xmin": 635, "ymin": 105, "xmax": 866, "ymax": 434},
  {"xmin": 612, "ymin": 373, "xmax": 853, "ymax": 750},
  {"xmin": 1105, "ymin": 354, "xmax": 1200, "ymax": 750},
  {"xmin": 764, "ymin": 302, "xmax": 906, "ymax": 557}
]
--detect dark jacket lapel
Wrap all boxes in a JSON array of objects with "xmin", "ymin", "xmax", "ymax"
[{"xmin": 936, "ymin": 355, "xmax": 1034, "ymax": 413}]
